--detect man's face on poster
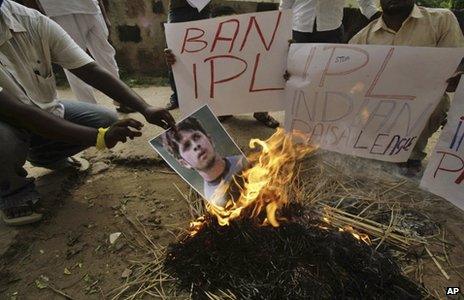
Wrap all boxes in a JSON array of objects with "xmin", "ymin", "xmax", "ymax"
[{"xmin": 176, "ymin": 130, "xmax": 216, "ymax": 171}]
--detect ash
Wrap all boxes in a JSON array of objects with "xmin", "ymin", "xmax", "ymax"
[{"xmin": 165, "ymin": 205, "xmax": 424, "ymax": 299}]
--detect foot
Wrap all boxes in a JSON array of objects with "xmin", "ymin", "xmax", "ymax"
[
  {"xmin": 1, "ymin": 205, "xmax": 43, "ymax": 226},
  {"xmin": 218, "ymin": 115, "xmax": 233, "ymax": 122},
  {"xmin": 166, "ymin": 95, "xmax": 179, "ymax": 110},
  {"xmin": 397, "ymin": 159, "xmax": 422, "ymax": 177},
  {"xmin": 116, "ymin": 106, "xmax": 136, "ymax": 114},
  {"xmin": 253, "ymin": 112, "xmax": 279, "ymax": 129},
  {"xmin": 1, "ymin": 183, "xmax": 43, "ymax": 226},
  {"xmin": 31, "ymin": 157, "xmax": 90, "ymax": 172}
]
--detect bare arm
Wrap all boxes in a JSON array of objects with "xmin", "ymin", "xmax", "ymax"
[
  {"xmin": 0, "ymin": 89, "xmax": 98, "ymax": 146},
  {"xmin": 70, "ymin": 62, "xmax": 175, "ymax": 129},
  {"xmin": 0, "ymin": 88, "xmax": 144, "ymax": 147}
]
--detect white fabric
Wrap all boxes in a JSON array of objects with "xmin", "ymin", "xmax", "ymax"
[
  {"xmin": 51, "ymin": 13, "xmax": 119, "ymax": 103},
  {"xmin": 0, "ymin": 0, "xmax": 93, "ymax": 115},
  {"xmin": 185, "ymin": 0, "xmax": 212, "ymax": 12},
  {"xmin": 204, "ymin": 155, "xmax": 244, "ymax": 206},
  {"xmin": 38, "ymin": 0, "xmax": 100, "ymax": 17},
  {"xmin": 279, "ymin": 0, "xmax": 378, "ymax": 32}
]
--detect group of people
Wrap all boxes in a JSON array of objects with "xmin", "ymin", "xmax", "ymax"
[{"xmin": 0, "ymin": 0, "xmax": 463, "ymax": 225}]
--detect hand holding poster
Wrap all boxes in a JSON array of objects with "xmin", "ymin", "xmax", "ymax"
[
  {"xmin": 165, "ymin": 10, "xmax": 292, "ymax": 116},
  {"xmin": 284, "ymin": 44, "xmax": 463, "ymax": 162},
  {"xmin": 421, "ymin": 81, "xmax": 464, "ymax": 211}
]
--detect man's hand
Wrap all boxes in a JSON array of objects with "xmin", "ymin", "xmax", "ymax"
[
  {"xmin": 105, "ymin": 118, "xmax": 143, "ymax": 148},
  {"xmin": 446, "ymin": 70, "xmax": 464, "ymax": 92},
  {"xmin": 164, "ymin": 49, "xmax": 176, "ymax": 67},
  {"xmin": 142, "ymin": 107, "xmax": 176, "ymax": 130}
]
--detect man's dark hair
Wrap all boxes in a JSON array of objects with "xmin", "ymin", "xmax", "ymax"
[
  {"xmin": 211, "ymin": 5, "xmax": 237, "ymax": 18},
  {"xmin": 162, "ymin": 117, "xmax": 208, "ymax": 159}
]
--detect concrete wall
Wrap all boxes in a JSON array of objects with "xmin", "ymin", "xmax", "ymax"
[{"xmin": 107, "ymin": 0, "xmax": 271, "ymax": 76}]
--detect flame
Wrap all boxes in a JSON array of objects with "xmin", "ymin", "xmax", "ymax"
[
  {"xmin": 206, "ymin": 128, "xmax": 314, "ymax": 227},
  {"xmin": 189, "ymin": 216, "xmax": 205, "ymax": 237},
  {"xmin": 186, "ymin": 129, "xmax": 372, "ymax": 247}
]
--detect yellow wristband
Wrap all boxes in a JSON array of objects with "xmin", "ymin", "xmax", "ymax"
[{"xmin": 96, "ymin": 127, "xmax": 109, "ymax": 150}]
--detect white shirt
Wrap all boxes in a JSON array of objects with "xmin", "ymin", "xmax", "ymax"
[
  {"xmin": 0, "ymin": 0, "xmax": 93, "ymax": 115},
  {"xmin": 204, "ymin": 155, "xmax": 244, "ymax": 207},
  {"xmin": 38, "ymin": 0, "xmax": 100, "ymax": 17},
  {"xmin": 280, "ymin": 0, "xmax": 378, "ymax": 32}
]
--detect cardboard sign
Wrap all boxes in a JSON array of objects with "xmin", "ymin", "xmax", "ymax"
[
  {"xmin": 165, "ymin": 10, "xmax": 292, "ymax": 116},
  {"xmin": 284, "ymin": 43, "xmax": 463, "ymax": 162},
  {"xmin": 421, "ymin": 82, "xmax": 464, "ymax": 211}
]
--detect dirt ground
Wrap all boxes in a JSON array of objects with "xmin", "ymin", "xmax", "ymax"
[{"xmin": 0, "ymin": 86, "xmax": 463, "ymax": 299}]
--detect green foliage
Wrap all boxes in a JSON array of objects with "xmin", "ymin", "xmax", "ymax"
[
  {"xmin": 415, "ymin": 0, "xmax": 452, "ymax": 8},
  {"xmin": 452, "ymin": 0, "xmax": 464, "ymax": 9},
  {"xmin": 416, "ymin": 0, "xmax": 464, "ymax": 8}
]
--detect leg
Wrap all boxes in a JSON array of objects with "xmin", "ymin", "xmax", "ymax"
[
  {"xmin": 253, "ymin": 112, "xmax": 280, "ymax": 129},
  {"xmin": 28, "ymin": 100, "xmax": 118, "ymax": 166},
  {"xmin": 0, "ymin": 121, "xmax": 31, "ymax": 198},
  {"xmin": 166, "ymin": 7, "xmax": 211, "ymax": 110},
  {"xmin": 0, "ymin": 120, "xmax": 42, "ymax": 225},
  {"xmin": 52, "ymin": 15, "xmax": 97, "ymax": 103},
  {"xmin": 85, "ymin": 14, "xmax": 119, "ymax": 79},
  {"xmin": 83, "ymin": 13, "xmax": 132, "ymax": 110},
  {"xmin": 410, "ymin": 94, "xmax": 451, "ymax": 161}
]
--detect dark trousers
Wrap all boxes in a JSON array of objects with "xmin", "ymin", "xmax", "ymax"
[
  {"xmin": 0, "ymin": 101, "xmax": 117, "ymax": 208},
  {"xmin": 168, "ymin": 6, "xmax": 210, "ymax": 102},
  {"xmin": 292, "ymin": 25, "xmax": 344, "ymax": 44}
]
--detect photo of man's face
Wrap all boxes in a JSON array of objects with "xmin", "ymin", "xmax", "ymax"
[
  {"xmin": 149, "ymin": 105, "xmax": 246, "ymax": 206},
  {"xmin": 176, "ymin": 130, "xmax": 216, "ymax": 171}
]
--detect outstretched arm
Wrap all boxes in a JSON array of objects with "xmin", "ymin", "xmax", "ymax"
[
  {"xmin": 69, "ymin": 62, "xmax": 175, "ymax": 129},
  {"xmin": 0, "ymin": 88, "xmax": 142, "ymax": 148}
]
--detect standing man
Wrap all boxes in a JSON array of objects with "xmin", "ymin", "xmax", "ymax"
[
  {"xmin": 349, "ymin": 0, "xmax": 464, "ymax": 176},
  {"xmin": 0, "ymin": 0, "xmax": 174, "ymax": 225},
  {"xmin": 280, "ymin": 0, "xmax": 379, "ymax": 43},
  {"xmin": 165, "ymin": 0, "xmax": 211, "ymax": 111},
  {"xmin": 33, "ymin": 0, "xmax": 131, "ymax": 111}
]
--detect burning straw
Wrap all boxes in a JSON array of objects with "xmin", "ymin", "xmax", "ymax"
[
  {"xmin": 110, "ymin": 130, "xmax": 454, "ymax": 299},
  {"xmin": 165, "ymin": 205, "xmax": 425, "ymax": 299}
]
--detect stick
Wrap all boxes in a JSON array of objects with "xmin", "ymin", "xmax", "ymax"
[
  {"xmin": 47, "ymin": 285, "xmax": 75, "ymax": 300},
  {"xmin": 425, "ymin": 246, "xmax": 450, "ymax": 280}
]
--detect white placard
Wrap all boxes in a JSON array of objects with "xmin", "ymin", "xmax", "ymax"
[
  {"xmin": 165, "ymin": 10, "xmax": 292, "ymax": 116},
  {"xmin": 284, "ymin": 43, "xmax": 463, "ymax": 162},
  {"xmin": 421, "ymin": 81, "xmax": 464, "ymax": 211}
]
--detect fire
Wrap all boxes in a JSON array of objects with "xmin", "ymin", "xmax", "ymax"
[
  {"xmin": 186, "ymin": 129, "xmax": 372, "ymax": 247},
  {"xmin": 207, "ymin": 128, "xmax": 314, "ymax": 227},
  {"xmin": 323, "ymin": 214, "xmax": 372, "ymax": 245}
]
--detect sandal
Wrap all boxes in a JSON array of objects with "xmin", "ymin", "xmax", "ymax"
[
  {"xmin": 1, "ymin": 205, "xmax": 43, "ymax": 226},
  {"xmin": 253, "ymin": 112, "xmax": 280, "ymax": 129},
  {"xmin": 1, "ymin": 183, "xmax": 43, "ymax": 226}
]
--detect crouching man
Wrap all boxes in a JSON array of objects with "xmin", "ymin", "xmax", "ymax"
[{"xmin": 0, "ymin": 0, "xmax": 175, "ymax": 225}]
